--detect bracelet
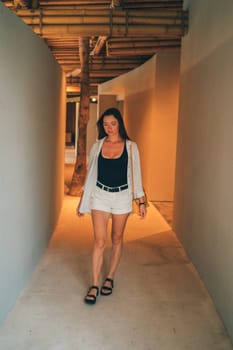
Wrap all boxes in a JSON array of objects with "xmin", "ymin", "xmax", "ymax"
[{"xmin": 139, "ymin": 202, "xmax": 145, "ymax": 206}]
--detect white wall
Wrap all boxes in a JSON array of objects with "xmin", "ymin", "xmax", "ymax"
[
  {"xmin": 174, "ymin": 0, "xmax": 233, "ymax": 341},
  {"xmin": 99, "ymin": 54, "xmax": 180, "ymax": 201},
  {"xmin": 0, "ymin": 3, "xmax": 66, "ymax": 322}
]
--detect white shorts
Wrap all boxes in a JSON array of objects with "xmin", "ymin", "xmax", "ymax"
[{"xmin": 90, "ymin": 186, "xmax": 132, "ymax": 215}]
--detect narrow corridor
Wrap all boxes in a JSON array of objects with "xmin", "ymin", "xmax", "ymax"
[{"xmin": 0, "ymin": 197, "xmax": 232, "ymax": 350}]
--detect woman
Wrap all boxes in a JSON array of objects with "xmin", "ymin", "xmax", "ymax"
[{"xmin": 76, "ymin": 107, "xmax": 146, "ymax": 305}]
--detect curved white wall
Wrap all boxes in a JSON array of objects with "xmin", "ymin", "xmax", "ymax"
[
  {"xmin": 99, "ymin": 53, "xmax": 180, "ymax": 201},
  {"xmin": 0, "ymin": 4, "xmax": 66, "ymax": 322}
]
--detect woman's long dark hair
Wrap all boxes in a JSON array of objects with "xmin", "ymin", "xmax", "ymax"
[{"xmin": 97, "ymin": 108, "xmax": 130, "ymax": 140}]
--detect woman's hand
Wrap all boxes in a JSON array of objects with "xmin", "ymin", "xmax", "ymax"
[
  {"xmin": 138, "ymin": 203, "xmax": 146, "ymax": 219},
  {"xmin": 76, "ymin": 202, "xmax": 84, "ymax": 217},
  {"xmin": 76, "ymin": 193, "xmax": 84, "ymax": 217}
]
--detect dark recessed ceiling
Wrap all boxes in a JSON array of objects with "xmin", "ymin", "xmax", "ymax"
[{"xmin": 2, "ymin": 0, "xmax": 188, "ymax": 97}]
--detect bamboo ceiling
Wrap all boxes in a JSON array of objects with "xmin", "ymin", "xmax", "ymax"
[{"xmin": 2, "ymin": 0, "xmax": 188, "ymax": 98}]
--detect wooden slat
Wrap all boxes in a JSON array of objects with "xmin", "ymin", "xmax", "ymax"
[{"xmin": 3, "ymin": 0, "xmax": 183, "ymax": 10}]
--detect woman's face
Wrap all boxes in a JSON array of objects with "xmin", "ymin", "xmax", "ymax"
[{"xmin": 103, "ymin": 115, "xmax": 119, "ymax": 137}]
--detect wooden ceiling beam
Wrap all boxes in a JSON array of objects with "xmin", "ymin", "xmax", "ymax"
[
  {"xmin": 107, "ymin": 38, "xmax": 180, "ymax": 48},
  {"xmin": 14, "ymin": 8, "xmax": 187, "ymax": 19},
  {"xmin": 64, "ymin": 68, "xmax": 132, "ymax": 77},
  {"xmin": 123, "ymin": 1, "xmax": 183, "ymax": 9},
  {"xmin": 22, "ymin": 24, "xmax": 187, "ymax": 38},
  {"xmin": 13, "ymin": 8, "xmax": 188, "ymax": 37},
  {"xmin": 66, "ymin": 84, "xmax": 98, "ymax": 94},
  {"xmin": 54, "ymin": 56, "xmax": 148, "ymax": 63},
  {"xmin": 40, "ymin": 0, "xmax": 110, "ymax": 6},
  {"xmin": 59, "ymin": 61, "xmax": 142, "ymax": 69},
  {"xmin": 107, "ymin": 46, "xmax": 180, "ymax": 56},
  {"xmin": 67, "ymin": 77, "xmax": 108, "ymax": 84},
  {"xmin": 55, "ymin": 56, "xmax": 148, "ymax": 63},
  {"xmin": 5, "ymin": 1, "xmax": 183, "ymax": 10},
  {"xmin": 106, "ymin": 37, "xmax": 180, "ymax": 55}
]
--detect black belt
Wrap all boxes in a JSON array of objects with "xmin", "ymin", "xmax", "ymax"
[{"xmin": 96, "ymin": 182, "xmax": 128, "ymax": 192}]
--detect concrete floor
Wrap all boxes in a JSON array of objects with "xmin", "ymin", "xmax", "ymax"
[{"xmin": 0, "ymin": 196, "xmax": 232, "ymax": 350}]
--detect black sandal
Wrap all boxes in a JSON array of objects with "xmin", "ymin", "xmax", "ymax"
[
  {"xmin": 100, "ymin": 278, "xmax": 114, "ymax": 296},
  {"xmin": 84, "ymin": 286, "xmax": 99, "ymax": 305}
]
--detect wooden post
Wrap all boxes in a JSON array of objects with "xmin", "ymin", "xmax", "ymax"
[{"xmin": 69, "ymin": 37, "xmax": 90, "ymax": 196}]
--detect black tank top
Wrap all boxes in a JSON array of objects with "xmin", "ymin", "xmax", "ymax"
[{"xmin": 97, "ymin": 143, "xmax": 128, "ymax": 187}]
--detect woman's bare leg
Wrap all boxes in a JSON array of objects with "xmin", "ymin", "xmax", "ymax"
[
  {"xmin": 89, "ymin": 210, "xmax": 110, "ymax": 290},
  {"xmin": 106, "ymin": 213, "xmax": 129, "ymax": 281}
]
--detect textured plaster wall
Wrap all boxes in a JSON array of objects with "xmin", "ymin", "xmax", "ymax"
[
  {"xmin": 0, "ymin": 3, "xmax": 66, "ymax": 322},
  {"xmin": 174, "ymin": 0, "xmax": 233, "ymax": 341}
]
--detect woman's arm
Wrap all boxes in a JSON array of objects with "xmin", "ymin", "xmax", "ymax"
[
  {"xmin": 132, "ymin": 142, "xmax": 144, "ymax": 198},
  {"xmin": 132, "ymin": 142, "xmax": 147, "ymax": 218}
]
